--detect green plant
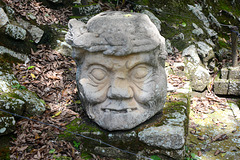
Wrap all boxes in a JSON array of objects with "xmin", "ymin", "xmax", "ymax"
[
  {"xmin": 27, "ymin": 66, "xmax": 35, "ymax": 70},
  {"xmin": 73, "ymin": 141, "xmax": 81, "ymax": 149},
  {"xmin": 150, "ymin": 155, "xmax": 161, "ymax": 160},
  {"xmin": 11, "ymin": 84, "xmax": 26, "ymax": 90},
  {"xmin": 81, "ymin": 151, "xmax": 92, "ymax": 160}
]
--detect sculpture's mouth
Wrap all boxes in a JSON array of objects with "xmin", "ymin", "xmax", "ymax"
[{"xmin": 101, "ymin": 108, "xmax": 137, "ymax": 113}]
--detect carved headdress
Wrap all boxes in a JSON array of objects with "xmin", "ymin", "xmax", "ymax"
[{"xmin": 66, "ymin": 11, "xmax": 167, "ymax": 59}]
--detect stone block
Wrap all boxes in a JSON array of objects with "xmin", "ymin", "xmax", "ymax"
[
  {"xmin": 5, "ymin": 24, "xmax": 26, "ymax": 40},
  {"xmin": 229, "ymin": 66, "xmax": 240, "ymax": 79},
  {"xmin": 59, "ymin": 93, "xmax": 190, "ymax": 160},
  {"xmin": 221, "ymin": 67, "xmax": 229, "ymax": 79},
  {"xmin": 0, "ymin": 8, "xmax": 9, "ymax": 28},
  {"xmin": 0, "ymin": 115, "xmax": 16, "ymax": 136},
  {"xmin": 213, "ymin": 79, "xmax": 229, "ymax": 95},
  {"xmin": 214, "ymin": 78, "xmax": 240, "ymax": 96},
  {"xmin": 228, "ymin": 80, "xmax": 240, "ymax": 95}
]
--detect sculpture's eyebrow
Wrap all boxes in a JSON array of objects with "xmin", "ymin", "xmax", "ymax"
[
  {"xmin": 86, "ymin": 59, "xmax": 113, "ymax": 70},
  {"xmin": 126, "ymin": 54, "xmax": 155, "ymax": 69}
]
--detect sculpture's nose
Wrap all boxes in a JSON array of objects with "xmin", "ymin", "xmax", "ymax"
[{"xmin": 107, "ymin": 76, "xmax": 133, "ymax": 99}]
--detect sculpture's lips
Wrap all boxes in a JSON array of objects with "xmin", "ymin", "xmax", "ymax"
[{"xmin": 101, "ymin": 108, "xmax": 137, "ymax": 113}]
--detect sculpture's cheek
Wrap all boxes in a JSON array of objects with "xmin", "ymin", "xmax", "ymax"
[
  {"xmin": 80, "ymin": 78, "xmax": 109, "ymax": 103},
  {"xmin": 130, "ymin": 77, "xmax": 156, "ymax": 103}
]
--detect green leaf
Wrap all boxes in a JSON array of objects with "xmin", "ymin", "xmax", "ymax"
[
  {"xmin": 74, "ymin": 100, "xmax": 81, "ymax": 104},
  {"xmin": 39, "ymin": 99, "xmax": 46, "ymax": 105},
  {"xmin": 49, "ymin": 148, "xmax": 55, "ymax": 154},
  {"xmin": 191, "ymin": 153, "xmax": 199, "ymax": 159},
  {"xmin": 27, "ymin": 66, "xmax": 35, "ymax": 70},
  {"xmin": 81, "ymin": 152, "xmax": 92, "ymax": 160},
  {"xmin": 150, "ymin": 155, "xmax": 161, "ymax": 160},
  {"xmin": 181, "ymin": 22, "xmax": 187, "ymax": 27},
  {"xmin": 12, "ymin": 84, "xmax": 26, "ymax": 90},
  {"xmin": 73, "ymin": 141, "xmax": 81, "ymax": 148}
]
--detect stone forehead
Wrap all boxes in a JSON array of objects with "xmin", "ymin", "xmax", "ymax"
[{"xmin": 66, "ymin": 11, "xmax": 166, "ymax": 57}]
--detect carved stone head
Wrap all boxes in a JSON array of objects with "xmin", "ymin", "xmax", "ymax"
[{"xmin": 66, "ymin": 11, "xmax": 167, "ymax": 131}]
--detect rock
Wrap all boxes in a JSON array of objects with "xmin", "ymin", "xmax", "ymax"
[
  {"xmin": 5, "ymin": 6, "xmax": 15, "ymax": 19},
  {"xmin": 138, "ymin": 125, "xmax": 185, "ymax": 150},
  {"xmin": 48, "ymin": 0, "xmax": 62, "ymax": 3},
  {"xmin": 216, "ymin": 48, "xmax": 229, "ymax": 60},
  {"xmin": 0, "ymin": 46, "xmax": 29, "ymax": 63},
  {"xmin": 192, "ymin": 23, "xmax": 204, "ymax": 36},
  {"xmin": 182, "ymin": 45, "xmax": 201, "ymax": 64},
  {"xmin": 60, "ymin": 93, "xmax": 189, "ymax": 159},
  {"xmin": 208, "ymin": 13, "xmax": 221, "ymax": 30},
  {"xmin": 141, "ymin": 10, "xmax": 161, "ymax": 32},
  {"xmin": 17, "ymin": 18, "xmax": 44, "ymax": 43},
  {"xmin": 56, "ymin": 40, "xmax": 72, "ymax": 56},
  {"xmin": 0, "ymin": 93, "xmax": 25, "ymax": 116},
  {"xmin": 188, "ymin": 4, "xmax": 210, "ymax": 27},
  {"xmin": 5, "ymin": 24, "xmax": 26, "ymax": 40},
  {"xmin": 203, "ymin": 26, "xmax": 218, "ymax": 38},
  {"xmin": 0, "ymin": 7, "xmax": 9, "ymax": 28},
  {"xmin": 166, "ymin": 39, "xmax": 173, "ymax": 55},
  {"xmin": 228, "ymin": 80, "xmax": 240, "ymax": 95},
  {"xmin": 196, "ymin": 41, "xmax": 214, "ymax": 66},
  {"xmin": 173, "ymin": 33, "xmax": 184, "ymax": 40},
  {"xmin": 14, "ymin": 89, "xmax": 46, "ymax": 116},
  {"xmin": 0, "ymin": 116, "xmax": 16, "ymax": 136},
  {"xmin": 228, "ymin": 66, "xmax": 240, "ymax": 79},
  {"xmin": 214, "ymin": 79, "xmax": 240, "ymax": 96},
  {"xmin": 190, "ymin": 65, "xmax": 210, "ymax": 92},
  {"xmin": 72, "ymin": 4, "xmax": 102, "ymax": 16},
  {"xmin": 205, "ymin": 38, "xmax": 215, "ymax": 47},
  {"xmin": 214, "ymin": 79, "xmax": 229, "ymax": 95}
]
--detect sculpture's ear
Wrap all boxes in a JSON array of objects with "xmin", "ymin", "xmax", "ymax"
[
  {"xmin": 65, "ymin": 19, "xmax": 87, "ymax": 46},
  {"xmin": 158, "ymin": 36, "xmax": 168, "ymax": 60}
]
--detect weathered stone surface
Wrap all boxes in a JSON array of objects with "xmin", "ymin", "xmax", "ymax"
[
  {"xmin": 173, "ymin": 33, "xmax": 184, "ymax": 40},
  {"xmin": 0, "ymin": 7, "xmax": 9, "ymax": 28},
  {"xmin": 72, "ymin": 4, "xmax": 101, "ymax": 16},
  {"xmin": 182, "ymin": 45, "xmax": 201, "ymax": 64},
  {"xmin": 213, "ymin": 79, "xmax": 229, "ymax": 95},
  {"xmin": 0, "ymin": 46, "xmax": 29, "ymax": 63},
  {"xmin": 17, "ymin": 18, "xmax": 44, "ymax": 43},
  {"xmin": 208, "ymin": 13, "xmax": 221, "ymax": 30},
  {"xmin": 165, "ymin": 39, "xmax": 173, "ymax": 55},
  {"xmin": 188, "ymin": 4, "xmax": 209, "ymax": 27},
  {"xmin": 60, "ymin": 93, "xmax": 190, "ymax": 160},
  {"xmin": 141, "ymin": 10, "xmax": 161, "ymax": 32},
  {"xmin": 228, "ymin": 66, "xmax": 240, "ymax": 79},
  {"xmin": 5, "ymin": 24, "xmax": 26, "ymax": 40},
  {"xmin": 221, "ymin": 67, "xmax": 229, "ymax": 79},
  {"xmin": 203, "ymin": 26, "xmax": 218, "ymax": 38},
  {"xmin": 192, "ymin": 23, "xmax": 204, "ymax": 36},
  {"xmin": 0, "ymin": 116, "xmax": 16, "ymax": 136},
  {"xmin": 228, "ymin": 80, "xmax": 240, "ymax": 95},
  {"xmin": 66, "ymin": 11, "xmax": 167, "ymax": 131},
  {"xmin": 138, "ymin": 125, "xmax": 185, "ymax": 149},
  {"xmin": 190, "ymin": 65, "xmax": 210, "ymax": 92},
  {"xmin": 196, "ymin": 41, "xmax": 214, "ymax": 65},
  {"xmin": 56, "ymin": 40, "xmax": 72, "ymax": 56},
  {"xmin": 48, "ymin": 0, "xmax": 62, "ymax": 3},
  {"xmin": 214, "ymin": 78, "xmax": 240, "ymax": 96}
]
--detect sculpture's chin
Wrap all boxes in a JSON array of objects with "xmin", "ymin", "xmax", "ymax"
[{"xmin": 86, "ymin": 100, "xmax": 159, "ymax": 131}]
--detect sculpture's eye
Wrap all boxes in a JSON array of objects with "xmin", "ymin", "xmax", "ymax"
[
  {"xmin": 130, "ymin": 64, "xmax": 152, "ymax": 82},
  {"xmin": 89, "ymin": 67, "xmax": 108, "ymax": 83}
]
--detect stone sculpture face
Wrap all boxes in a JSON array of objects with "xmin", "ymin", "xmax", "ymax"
[{"xmin": 66, "ymin": 11, "xmax": 167, "ymax": 131}]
